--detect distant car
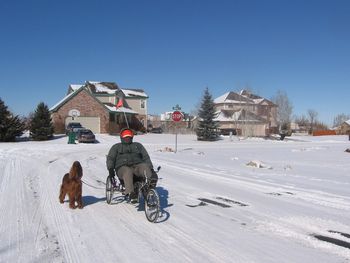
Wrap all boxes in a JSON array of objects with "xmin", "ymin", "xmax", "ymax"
[
  {"xmin": 150, "ymin": 127, "xmax": 163, "ymax": 134},
  {"xmin": 66, "ymin": 122, "xmax": 83, "ymax": 135},
  {"xmin": 76, "ymin": 129, "xmax": 96, "ymax": 143},
  {"xmin": 73, "ymin": 127, "xmax": 85, "ymax": 134}
]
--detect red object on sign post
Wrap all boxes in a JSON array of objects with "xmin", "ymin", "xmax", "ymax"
[{"xmin": 172, "ymin": 111, "xmax": 183, "ymax": 122}]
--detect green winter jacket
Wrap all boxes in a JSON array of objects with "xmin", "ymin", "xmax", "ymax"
[{"xmin": 106, "ymin": 142, "xmax": 153, "ymax": 172}]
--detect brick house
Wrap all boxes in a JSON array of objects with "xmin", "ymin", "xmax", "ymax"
[
  {"xmin": 50, "ymin": 81, "xmax": 148, "ymax": 134},
  {"xmin": 214, "ymin": 90, "xmax": 278, "ymax": 136}
]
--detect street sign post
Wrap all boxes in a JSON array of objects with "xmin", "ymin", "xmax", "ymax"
[{"xmin": 172, "ymin": 111, "xmax": 183, "ymax": 153}]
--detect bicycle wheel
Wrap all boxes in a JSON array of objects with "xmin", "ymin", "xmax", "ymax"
[
  {"xmin": 144, "ymin": 189, "xmax": 160, "ymax": 223},
  {"xmin": 106, "ymin": 176, "xmax": 113, "ymax": 204}
]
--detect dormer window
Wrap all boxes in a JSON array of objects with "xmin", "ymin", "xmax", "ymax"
[{"xmin": 140, "ymin": 100, "xmax": 145, "ymax": 109}]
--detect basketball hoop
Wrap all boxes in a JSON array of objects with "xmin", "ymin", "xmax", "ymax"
[{"xmin": 68, "ymin": 109, "xmax": 80, "ymax": 120}]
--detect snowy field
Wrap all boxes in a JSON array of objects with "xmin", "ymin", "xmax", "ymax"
[{"xmin": 0, "ymin": 133, "xmax": 350, "ymax": 263}]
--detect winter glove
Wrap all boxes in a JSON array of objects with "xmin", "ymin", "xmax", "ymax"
[{"xmin": 108, "ymin": 168, "xmax": 115, "ymax": 177}]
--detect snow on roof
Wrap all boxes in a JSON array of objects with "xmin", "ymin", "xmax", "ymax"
[
  {"xmin": 253, "ymin": 98, "xmax": 265, "ymax": 104},
  {"xmin": 214, "ymin": 92, "xmax": 230, "ymax": 103},
  {"xmin": 121, "ymin": 89, "xmax": 148, "ymax": 98},
  {"xmin": 68, "ymin": 82, "xmax": 148, "ymax": 97},
  {"xmin": 69, "ymin": 84, "xmax": 83, "ymax": 91},
  {"xmin": 346, "ymin": 119, "xmax": 350, "ymax": 125},
  {"xmin": 104, "ymin": 105, "xmax": 138, "ymax": 114},
  {"xmin": 89, "ymin": 82, "xmax": 117, "ymax": 94},
  {"xmin": 214, "ymin": 92, "xmax": 253, "ymax": 104}
]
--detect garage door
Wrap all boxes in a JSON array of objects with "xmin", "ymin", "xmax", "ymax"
[{"xmin": 65, "ymin": 117, "xmax": 100, "ymax": 133}]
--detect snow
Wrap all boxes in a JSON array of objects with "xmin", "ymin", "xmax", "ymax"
[
  {"xmin": 69, "ymin": 84, "xmax": 84, "ymax": 91},
  {"xmin": 121, "ymin": 89, "xmax": 148, "ymax": 98},
  {"xmin": 104, "ymin": 105, "xmax": 138, "ymax": 114},
  {"xmin": 1, "ymin": 134, "xmax": 350, "ymax": 263},
  {"xmin": 214, "ymin": 92, "xmax": 230, "ymax": 103},
  {"xmin": 89, "ymin": 82, "xmax": 116, "ymax": 94}
]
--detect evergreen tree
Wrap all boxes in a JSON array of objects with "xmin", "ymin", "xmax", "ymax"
[
  {"xmin": 196, "ymin": 87, "xmax": 219, "ymax": 141},
  {"xmin": 30, "ymin": 102, "xmax": 54, "ymax": 141},
  {"xmin": 0, "ymin": 98, "xmax": 25, "ymax": 142}
]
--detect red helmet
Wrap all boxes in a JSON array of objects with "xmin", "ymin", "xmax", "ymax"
[{"xmin": 120, "ymin": 128, "xmax": 134, "ymax": 139}]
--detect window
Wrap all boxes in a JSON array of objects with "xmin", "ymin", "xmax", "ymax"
[
  {"xmin": 140, "ymin": 100, "xmax": 145, "ymax": 109},
  {"xmin": 109, "ymin": 113, "xmax": 115, "ymax": 122}
]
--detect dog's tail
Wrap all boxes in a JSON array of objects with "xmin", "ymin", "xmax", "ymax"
[{"xmin": 59, "ymin": 173, "xmax": 69, "ymax": 203}]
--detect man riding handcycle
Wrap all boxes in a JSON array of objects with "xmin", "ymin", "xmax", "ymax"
[{"xmin": 105, "ymin": 128, "xmax": 161, "ymax": 222}]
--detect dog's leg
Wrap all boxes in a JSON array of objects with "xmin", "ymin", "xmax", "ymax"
[
  {"xmin": 59, "ymin": 185, "xmax": 65, "ymax": 204},
  {"xmin": 77, "ymin": 196, "xmax": 83, "ymax": 209},
  {"xmin": 68, "ymin": 192, "xmax": 76, "ymax": 209},
  {"xmin": 76, "ymin": 185, "xmax": 83, "ymax": 209}
]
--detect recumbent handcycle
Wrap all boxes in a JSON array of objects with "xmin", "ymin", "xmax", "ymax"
[{"xmin": 105, "ymin": 166, "xmax": 161, "ymax": 223}]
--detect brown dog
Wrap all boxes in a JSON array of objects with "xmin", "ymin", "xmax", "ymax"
[{"xmin": 59, "ymin": 161, "xmax": 83, "ymax": 209}]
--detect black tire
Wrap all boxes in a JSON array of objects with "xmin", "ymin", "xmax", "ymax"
[
  {"xmin": 144, "ymin": 189, "xmax": 160, "ymax": 223},
  {"xmin": 106, "ymin": 176, "xmax": 113, "ymax": 204}
]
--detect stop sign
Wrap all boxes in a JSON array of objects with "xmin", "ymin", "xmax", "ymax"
[{"xmin": 172, "ymin": 111, "xmax": 183, "ymax": 122}]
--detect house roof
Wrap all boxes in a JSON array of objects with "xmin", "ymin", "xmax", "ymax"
[
  {"xmin": 214, "ymin": 90, "xmax": 276, "ymax": 106},
  {"xmin": 85, "ymin": 81, "xmax": 119, "ymax": 95},
  {"xmin": 68, "ymin": 82, "xmax": 148, "ymax": 98},
  {"xmin": 214, "ymin": 91, "xmax": 252, "ymax": 104},
  {"xmin": 69, "ymin": 84, "xmax": 84, "ymax": 90},
  {"xmin": 104, "ymin": 104, "xmax": 138, "ymax": 114},
  {"xmin": 68, "ymin": 81, "xmax": 119, "ymax": 95},
  {"xmin": 50, "ymin": 85, "xmax": 85, "ymax": 112},
  {"xmin": 122, "ymin": 88, "xmax": 148, "ymax": 98},
  {"xmin": 50, "ymin": 84, "xmax": 137, "ymax": 114}
]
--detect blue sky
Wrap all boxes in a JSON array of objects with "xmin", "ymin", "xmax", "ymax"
[{"xmin": 0, "ymin": 0, "xmax": 349, "ymax": 126}]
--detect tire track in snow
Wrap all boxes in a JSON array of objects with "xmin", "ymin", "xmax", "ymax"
[
  {"xmin": 3, "ymin": 149, "xmax": 75, "ymax": 262},
  {"xmin": 154, "ymin": 156, "xmax": 350, "ymax": 211},
  {"xmin": 40, "ymin": 159, "xmax": 82, "ymax": 263},
  {"xmin": 0, "ymin": 154, "xmax": 16, "ymax": 262},
  {"xmin": 153, "ymin": 156, "xmax": 350, "ymax": 261},
  {"xmin": 0, "ymin": 153, "xmax": 49, "ymax": 262},
  {"xmin": 254, "ymin": 216, "xmax": 350, "ymax": 259}
]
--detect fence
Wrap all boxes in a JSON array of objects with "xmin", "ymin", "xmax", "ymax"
[{"xmin": 312, "ymin": 130, "xmax": 336, "ymax": 136}]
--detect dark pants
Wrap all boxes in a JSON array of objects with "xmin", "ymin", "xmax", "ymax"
[{"xmin": 117, "ymin": 163, "xmax": 157, "ymax": 194}]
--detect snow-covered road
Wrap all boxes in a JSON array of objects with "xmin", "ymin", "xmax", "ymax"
[{"xmin": 1, "ymin": 134, "xmax": 350, "ymax": 262}]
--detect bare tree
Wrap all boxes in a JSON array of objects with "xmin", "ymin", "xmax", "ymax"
[
  {"xmin": 307, "ymin": 109, "xmax": 318, "ymax": 134},
  {"xmin": 271, "ymin": 90, "xmax": 293, "ymax": 131},
  {"xmin": 294, "ymin": 114, "xmax": 309, "ymax": 132},
  {"xmin": 333, "ymin": 113, "xmax": 350, "ymax": 128}
]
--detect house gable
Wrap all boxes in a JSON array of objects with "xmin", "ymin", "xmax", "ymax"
[
  {"xmin": 50, "ymin": 81, "xmax": 148, "ymax": 134},
  {"xmin": 51, "ymin": 88, "xmax": 110, "ymax": 134},
  {"xmin": 51, "ymin": 86, "xmax": 108, "ymax": 113},
  {"xmin": 214, "ymin": 90, "xmax": 278, "ymax": 136}
]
